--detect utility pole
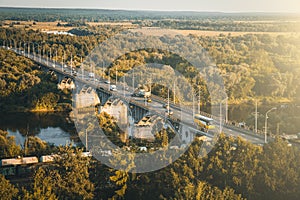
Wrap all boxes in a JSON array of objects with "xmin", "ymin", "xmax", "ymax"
[
  {"xmin": 108, "ymin": 69, "xmax": 111, "ymax": 90},
  {"xmin": 225, "ymin": 97, "xmax": 228, "ymax": 123},
  {"xmin": 23, "ymin": 43, "xmax": 26, "ymax": 56},
  {"xmin": 102, "ymin": 61, "xmax": 104, "ymax": 77},
  {"xmin": 220, "ymin": 100, "xmax": 222, "ymax": 134},
  {"xmin": 264, "ymin": 107, "xmax": 277, "ymax": 143},
  {"xmin": 71, "ymin": 53, "xmax": 73, "ymax": 76},
  {"xmin": 63, "ymin": 51, "xmax": 65, "ymax": 70},
  {"xmin": 198, "ymin": 86, "xmax": 201, "ymax": 114},
  {"xmin": 55, "ymin": 50, "xmax": 58, "ymax": 67},
  {"xmin": 93, "ymin": 64, "xmax": 95, "ymax": 84},
  {"xmin": 192, "ymin": 88, "xmax": 195, "ymax": 119},
  {"xmin": 123, "ymin": 76, "xmax": 126, "ymax": 97},
  {"xmin": 173, "ymin": 80, "xmax": 176, "ymax": 104},
  {"xmin": 115, "ymin": 66, "xmax": 118, "ymax": 85},
  {"xmin": 46, "ymin": 51, "xmax": 49, "ymax": 66},
  {"xmin": 149, "ymin": 74, "xmax": 152, "ymax": 94},
  {"xmin": 167, "ymin": 88, "xmax": 170, "ymax": 116},
  {"xmin": 27, "ymin": 42, "xmax": 30, "ymax": 57},
  {"xmin": 32, "ymin": 43, "xmax": 35, "ymax": 60},
  {"xmin": 255, "ymin": 99, "xmax": 258, "ymax": 134},
  {"xmin": 132, "ymin": 68, "xmax": 135, "ymax": 90},
  {"xmin": 85, "ymin": 129, "xmax": 88, "ymax": 151},
  {"xmin": 38, "ymin": 44, "xmax": 41, "ymax": 62},
  {"xmin": 81, "ymin": 57, "xmax": 84, "ymax": 80}
]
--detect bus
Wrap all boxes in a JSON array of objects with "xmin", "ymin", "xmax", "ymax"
[{"xmin": 194, "ymin": 114, "xmax": 215, "ymax": 132}]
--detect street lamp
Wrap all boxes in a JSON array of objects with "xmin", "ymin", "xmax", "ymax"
[
  {"xmin": 264, "ymin": 107, "xmax": 277, "ymax": 143},
  {"xmin": 253, "ymin": 99, "xmax": 258, "ymax": 134},
  {"xmin": 115, "ymin": 66, "xmax": 118, "ymax": 85},
  {"xmin": 219, "ymin": 97, "xmax": 228, "ymax": 134}
]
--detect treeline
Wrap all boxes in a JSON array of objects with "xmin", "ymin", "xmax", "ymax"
[
  {"xmin": 139, "ymin": 20, "xmax": 300, "ymax": 32},
  {"xmin": 1, "ymin": 128, "xmax": 300, "ymax": 199},
  {"xmin": 0, "ymin": 49, "xmax": 71, "ymax": 112},
  {"xmin": 1, "ymin": 7, "xmax": 300, "ymax": 25}
]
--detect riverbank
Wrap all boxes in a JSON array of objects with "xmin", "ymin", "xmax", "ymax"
[
  {"xmin": 0, "ymin": 111, "xmax": 81, "ymax": 147},
  {"xmin": 1, "ymin": 103, "xmax": 72, "ymax": 113}
]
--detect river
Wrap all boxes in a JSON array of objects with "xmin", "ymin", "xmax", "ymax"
[
  {"xmin": 0, "ymin": 112, "xmax": 82, "ymax": 147},
  {"xmin": 0, "ymin": 102, "xmax": 299, "ymax": 147}
]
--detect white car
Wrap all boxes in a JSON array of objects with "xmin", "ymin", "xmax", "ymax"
[{"xmin": 110, "ymin": 85, "xmax": 117, "ymax": 91}]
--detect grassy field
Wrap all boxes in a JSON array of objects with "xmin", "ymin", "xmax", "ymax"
[
  {"xmin": 2, "ymin": 20, "xmax": 137, "ymax": 31},
  {"xmin": 2, "ymin": 20, "xmax": 74, "ymax": 31},
  {"xmin": 2, "ymin": 20, "xmax": 297, "ymax": 37}
]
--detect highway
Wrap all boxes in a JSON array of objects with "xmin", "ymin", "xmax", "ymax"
[{"xmin": 5, "ymin": 46, "xmax": 266, "ymax": 145}]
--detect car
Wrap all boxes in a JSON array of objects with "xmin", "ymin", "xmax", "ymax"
[
  {"xmin": 110, "ymin": 85, "xmax": 117, "ymax": 91},
  {"xmin": 146, "ymin": 98, "xmax": 152, "ymax": 103},
  {"xmin": 104, "ymin": 80, "xmax": 110, "ymax": 84}
]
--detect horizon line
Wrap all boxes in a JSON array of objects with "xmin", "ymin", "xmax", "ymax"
[{"xmin": 0, "ymin": 6, "xmax": 300, "ymax": 14}]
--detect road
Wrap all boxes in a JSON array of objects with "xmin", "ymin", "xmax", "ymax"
[{"xmin": 6, "ymin": 46, "xmax": 266, "ymax": 145}]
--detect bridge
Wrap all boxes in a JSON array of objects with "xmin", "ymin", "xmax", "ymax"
[{"xmin": 3, "ymin": 46, "xmax": 267, "ymax": 146}]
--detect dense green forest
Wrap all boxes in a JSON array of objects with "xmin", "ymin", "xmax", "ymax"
[
  {"xmin": 1, "ymin": 127, "xmax": 299, "ymax": 200},
  {"xmin": 1, "ymin": 27, "xmax": 300, "ymax": 103},
  {"xmin": 0, "ymin": 48, "xmax": 71, "ymax": 112},
  {"xmin": 1, "ymin": 25, "xmax": 300, "ymax": 133}
]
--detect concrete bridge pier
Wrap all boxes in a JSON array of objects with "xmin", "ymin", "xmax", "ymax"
[
  {"xmin": 179, "ymin": 125, "xmax": 194, "ymax": 144},
  {"xmin": 96, "ymin": 88, "xmax": 112, "ymax": 106}
]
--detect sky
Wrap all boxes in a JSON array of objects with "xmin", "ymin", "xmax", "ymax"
[{"xmin": 0, "ymin": 0, "xmax": 299, "ymax": 13}]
